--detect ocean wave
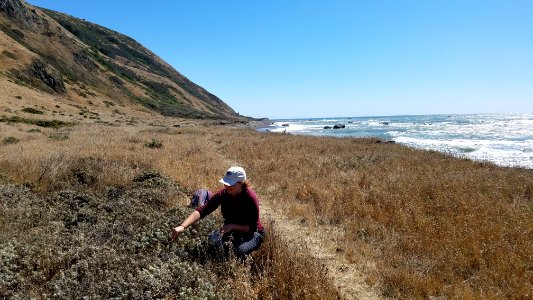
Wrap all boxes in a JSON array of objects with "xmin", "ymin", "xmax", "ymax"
[{"xmin": 258, "ymin": 114, "xmax": 533, "ymax": 168}]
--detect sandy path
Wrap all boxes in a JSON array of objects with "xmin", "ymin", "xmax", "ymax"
[
  {"xmin": 260, "ymin": 203, "xmax": 381, "ymax": 300},
  {"xmin": 216, "ymin": 145, "xmax": 381, "ymax": 299}
]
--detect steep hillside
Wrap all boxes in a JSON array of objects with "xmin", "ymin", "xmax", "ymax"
[{"xmin": 0, "ymin": 0, "xmax": 241, "ymax": 120}]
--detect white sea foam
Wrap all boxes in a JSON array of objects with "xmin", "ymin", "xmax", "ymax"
[{"xmin": 260, "ymin": 113, "xmax": 533, "ymax": 169}]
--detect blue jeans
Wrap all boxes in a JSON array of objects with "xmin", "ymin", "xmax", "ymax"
[{"xmin": 209, "ymin": 230, "xmax": 264, "ymax": 259}]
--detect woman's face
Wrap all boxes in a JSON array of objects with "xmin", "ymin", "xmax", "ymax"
[{"xmin": 225, "ymin": 182, "xmax": 243, "ymax": 196}]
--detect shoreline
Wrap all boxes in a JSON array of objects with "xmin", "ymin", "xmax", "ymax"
[
  {"xmin": 245, "ymin": 118, "xmax": 273, "ymax": 130},
  {"xmin": 247, "ymin": 114, "xmax": 533, "ymax": 170}
]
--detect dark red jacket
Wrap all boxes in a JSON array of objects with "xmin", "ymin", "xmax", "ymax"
[{"xmin": 196, "ymin": 187, "xmax": 264, "ymax": 233}]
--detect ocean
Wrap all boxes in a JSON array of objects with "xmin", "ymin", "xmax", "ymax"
[{"xmin": 257, "ymin": 113, "xmax": 533, "ymax": 169}]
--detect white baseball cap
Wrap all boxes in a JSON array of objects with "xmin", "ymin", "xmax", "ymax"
[{"xmin": 219, "ymin": 166, "xmax": 246, "ymax": 186}]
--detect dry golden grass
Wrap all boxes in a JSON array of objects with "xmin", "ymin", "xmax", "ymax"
[
  {"xmin": 217, "ymin": 129, "xmax": 533, "ymax": 299},
  {"xmin": 251, "ymin": 221, "xmax": 340, "ymax": 300},
  {"xmin": 1, "ymin": 119, "xmax": 532, "ymax": 299},
  {"xmin": 0, "ymin": 121, "xmax": 340, "ymax": 299}
]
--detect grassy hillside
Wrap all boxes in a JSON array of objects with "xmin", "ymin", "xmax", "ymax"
[
  {"xmin": 0, "ymin": 0, "xmax": 242, "ymax": 120},
  {"xmin": 1, "ymin": 116, "xmax": 531, "ymax": 299},
  {"xmin": 40, "ymin": 7, "xmax": 235, "ymax": 119}
]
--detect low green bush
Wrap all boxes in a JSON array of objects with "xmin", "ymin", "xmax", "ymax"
[
  {"xmin": 21, "ymin": 107, "xmax": 45, "ymax": 115},
  {"xmin": 2, "ymin": 50, "xmax": 16, "ymax": 59},
  {"xmin": 145, "ymin": 138, "xmax": 163, "ymax": 149},
  {"xmin": 2, "ymin": 137, "xmax": 19, "ymax": 144},
  {"xmin": 0, "ymin": 174, "xmax": 231, "ymax": 299},
  {"xmin": 0, "ymin": 116, "xmax": 72, "ymax": 128},
  {"xmin": 48, "ymin": 133, "xmax": 69, "ymax": 141}
]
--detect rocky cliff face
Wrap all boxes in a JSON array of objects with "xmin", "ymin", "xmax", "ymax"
[
  {"xmin": 0, "ymin": 0, "xmax": 242, "ymax": 119},
  {"xmin": 1, "ymin": 0, "xmax": 38, "ymax": 28},
  {"xmin": 8, "ymin": 57, "xmax": 66, "ymax": 94}
]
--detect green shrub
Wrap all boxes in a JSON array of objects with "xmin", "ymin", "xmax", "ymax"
[
  {"xmin": 2, "ymin": 136, "xmax": 19, "ymax": 144},
  {"xmin": 21, "ymin": 107, "xmax": 44, "ymax": 115},
  {"xmin": 11, "ymin": 28, "xmax": 24, "ymax": 39},
  {"xmin": 144, "ymin": 138, "xmax": 163, "ymax": 149},
  {"xmin": 35, "ymin": 119, "xmax": 71, "ymax": 128},
  {"xmin": 0, "ymin": 116, "xmax": 71, "ymax": 128},
  {"xmin": 72, "ymin": 167, "xmax": 96, "ymax": 185},
  {"xmin": 103, "ymin": 100, "xmax": 115, "ymax": 107},
  {"xmin": 2, "ymin": 50, "xmax": 16, "ymax": 59},
  {"xmin": 48, "ymin": 133, "xmax": 69, "ymax": 141},
  {"xmin": 133, "ymin": 170, "xmax": 172, "ymax": 188},
  {"xmin": 0, "ymin": 179, "xmax": 229, "ymax": 299},
  {"xmin": 109, "ymin": 75, "xmax": 123, "ymax": 86},
  {"xmin": 0, "ymin": 172, "xmax": 7, "ymax": 183}
]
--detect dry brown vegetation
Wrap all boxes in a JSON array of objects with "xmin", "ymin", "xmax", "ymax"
[
  {"xmin": 0, "ymin": 121, "xmax": 339, "ymax": 299},
  {"xmin": 1, "ymin": 119, "xmax": 532, "ymax": 299},
  {"xmin": 219, "ymin": 130, "xmax": 533, "ymax": 299}
]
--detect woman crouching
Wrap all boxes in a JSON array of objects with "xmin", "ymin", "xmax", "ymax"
[{"xmin": 170, "ymin": 166, "xmax": 264, "ymax": 259}]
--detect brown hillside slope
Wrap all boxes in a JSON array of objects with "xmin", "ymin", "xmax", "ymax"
[{"xmin": 0, "ymin": 0, "xmax": 242, "ymax": 120}]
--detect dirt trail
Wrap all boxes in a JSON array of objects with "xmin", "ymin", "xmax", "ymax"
[
  {"xmin": 260, "ymin": 203, "xmax": 382, "ymax": 300},
  {"xmin": 216, "ymin": 144, "xmax": 380, "ymax": 299}
]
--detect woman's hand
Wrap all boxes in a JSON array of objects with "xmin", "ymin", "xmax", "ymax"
[
  {"xmin": 170, "ymin": 211, "xmax": 201, "ymax": 242},
  {"xmin": 169, "ymin": 225, "xmax": 185, "ymax": 242}
]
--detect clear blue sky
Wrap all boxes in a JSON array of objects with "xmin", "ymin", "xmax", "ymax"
[{"xmin": 27, "ymin": 0, "xmax": 533, "ymax": 118}]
